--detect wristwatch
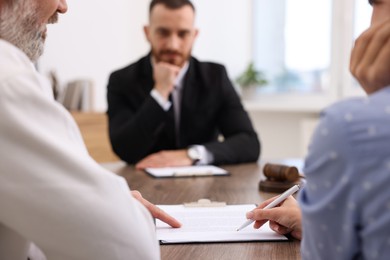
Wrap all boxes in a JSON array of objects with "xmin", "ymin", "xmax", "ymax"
[{"xmin": 187, "ymin": 146, "xmax": 202, "ymax": 165}]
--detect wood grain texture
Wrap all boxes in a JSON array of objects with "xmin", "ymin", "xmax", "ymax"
[{"xmin": 104, "ymin": 162, "xmax": 301, "ymax": 260}]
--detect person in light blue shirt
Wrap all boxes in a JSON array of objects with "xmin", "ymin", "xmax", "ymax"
[
  {"xmin": 245, "ymin": 0, "xmax": 390, "ymax": 259},
  {"xmin": 299, "ymin": 87, "xmax": 390, "ymax": 259}
]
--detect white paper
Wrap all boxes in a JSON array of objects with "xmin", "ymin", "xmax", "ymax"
[
  {"xmin": 145, "ymin": 165, "xmax": 229, "ymax": 178},
  {"xmin": 156, "ymin": 204, "xmax": 288, "ymax": 243}
]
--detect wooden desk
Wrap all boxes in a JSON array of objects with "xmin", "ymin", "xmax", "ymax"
[
  {"xmin": 71, "ymin": 112, "xmax": 119, "ymax": 163},
  {"xmin": 103, "ymin": 162, "xmax": 301, "ymax": 260}
]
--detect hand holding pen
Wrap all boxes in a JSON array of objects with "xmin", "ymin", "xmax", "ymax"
[{"xmin": 237, "ymin": 185, "xmax": 302, "ymax": 240}]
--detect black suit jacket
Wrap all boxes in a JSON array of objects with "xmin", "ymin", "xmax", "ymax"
[{"xmin": 107, "ymin": 54, "xmax": 260, "ymax": 165}]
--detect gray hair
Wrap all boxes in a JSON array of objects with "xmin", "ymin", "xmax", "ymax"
[{"xmin": 0, "ymin": 0, "xmax": 44, "ymax": 61}]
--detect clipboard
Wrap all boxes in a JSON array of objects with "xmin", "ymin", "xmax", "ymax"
[
  {"xmin": 156, "ymin": 200, "xmax": 288, "ymax": 244},
  {"xmin": 145, "ymin": 165, "xmax": 230, "ymax": 178}
]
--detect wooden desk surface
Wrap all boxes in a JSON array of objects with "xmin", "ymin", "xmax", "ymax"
[{"xmin": 103, "ymin": 162, "xmax": 301, "ymax": 260}]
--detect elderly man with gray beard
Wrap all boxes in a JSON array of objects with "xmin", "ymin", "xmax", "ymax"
[{"xmin": 0, "ymin": 0, "xmax": 180, "ymax": 259}]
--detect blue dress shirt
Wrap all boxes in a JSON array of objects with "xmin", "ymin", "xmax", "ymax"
[{"xmin": 299, "ymin": 86, "xmax": 390, "ymax": 259}]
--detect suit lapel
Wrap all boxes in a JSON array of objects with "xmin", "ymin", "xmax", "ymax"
[{"xmin": 140, "ymin": 54, "xmax": 155, "ymax": 96}]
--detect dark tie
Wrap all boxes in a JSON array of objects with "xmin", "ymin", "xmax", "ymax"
[
  {"xmin": 169, "ymin": 88, "xmax": 181, "ymax": 147},
  {"xmin": 167, "ymin": 93, "xmax": 177, "ymax": 147}
]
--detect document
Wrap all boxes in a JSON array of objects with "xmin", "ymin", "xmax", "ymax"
[
  {"xmin": 145, "ymin": 165, "xmax": 229, "ymax": 178},
  {"xmin": 156, "ymin": 204, "xmax": 288, "ymax": 244}
]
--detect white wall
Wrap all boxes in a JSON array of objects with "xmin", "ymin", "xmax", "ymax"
[
  {"xmin": 248, "ymin": 110, "xmax": 319, "ymax": 160},
  {"xmin": 193, "ymin": 0, "xmax": 252, "ymax": 79},
  {"xmin": 39, "ymin": 0, "xmax": 149, "ymax": 111},
  {"xmin": 39, "ymin": 0, "xmax": 252, "ymax": 112}
]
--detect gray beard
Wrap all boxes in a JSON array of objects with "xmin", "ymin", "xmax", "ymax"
[{"xmin": 0, "ymin": 0, "xmax": 44, "ymax": 62}]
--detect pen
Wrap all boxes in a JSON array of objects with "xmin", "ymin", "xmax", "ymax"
[{"xmin": 236, "ymin": 184, "xmax": 300, "ymax": 231}]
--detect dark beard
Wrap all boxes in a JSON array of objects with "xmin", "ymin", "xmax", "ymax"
[{"xmin": 152, "ymin": 49, "xmax": 190, "ymax": 67}]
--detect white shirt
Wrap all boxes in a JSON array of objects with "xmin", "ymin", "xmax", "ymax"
[
  {"xmin": 150, "ymin": 62, "xmax": 213, "ymax": 164},
  {"xmin": 0, "ymin": 39, "xmax": 160, "ymax": 260}
]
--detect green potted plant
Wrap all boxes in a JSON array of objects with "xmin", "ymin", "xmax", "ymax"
[{"xmin": 236, "ymin": 62, "xmax": 268, "ymax": 98}]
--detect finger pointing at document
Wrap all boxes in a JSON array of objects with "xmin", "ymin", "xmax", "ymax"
[{"xmin": 131, "ymin": 190, "xmax": 182, "ymax": 228}]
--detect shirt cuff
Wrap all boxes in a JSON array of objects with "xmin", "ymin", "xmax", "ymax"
[
  {"xmin": 191, "ymin": 145, "xmax": 214, "ymax": 165},
  {"xmin": 150, "ymin": 89, "xmax": 171, "ymax": 111}
]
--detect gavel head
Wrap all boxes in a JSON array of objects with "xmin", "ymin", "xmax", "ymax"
[{"xmin": 263, "ymin": 163, "xmax": 300, "ymax": 182}]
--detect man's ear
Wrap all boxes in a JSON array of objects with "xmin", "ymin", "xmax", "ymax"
[
  {"xmin": 144, "ymin": 25, "xmax": 151, "ymax": 43},
  {"xmin": 194, "ymin": 28, "xmax": 199, "ymax": 40}
]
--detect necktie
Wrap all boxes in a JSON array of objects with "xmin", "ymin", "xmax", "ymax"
[{"xmin": 170, "ymin": 87, "xmax": 180, "ymax": 147}]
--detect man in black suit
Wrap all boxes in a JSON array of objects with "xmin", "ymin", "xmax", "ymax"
[{"xmin": 107, "ymin": 0, "xmax": 260, "ymax": 169}]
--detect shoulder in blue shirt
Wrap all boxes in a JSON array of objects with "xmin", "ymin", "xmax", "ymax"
[{"xmin": 299, "ymin": 86, "xmax": 390, "ymax": 260}]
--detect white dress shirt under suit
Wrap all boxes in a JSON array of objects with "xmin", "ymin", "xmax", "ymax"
[{"xmin": 150, "ymin": 62, "xmax": 212, "ymax": 164}]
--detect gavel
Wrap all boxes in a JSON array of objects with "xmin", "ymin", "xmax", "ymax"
[
  {"xmin": 259, "ymin": 163, "xmax": 303, "ymax": 193},
  {"xmin": 263, "ymin": 163, "xmax": 300, "ymax": 182}
]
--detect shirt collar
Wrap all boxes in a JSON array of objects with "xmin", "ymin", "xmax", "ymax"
[
  {"xmin": 174, "ymin": 62, "xmax": 189, "ymax": 91},
  {"xmin": 0, "ymin": 39, "xmax": 35, "ymax": 71}
]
